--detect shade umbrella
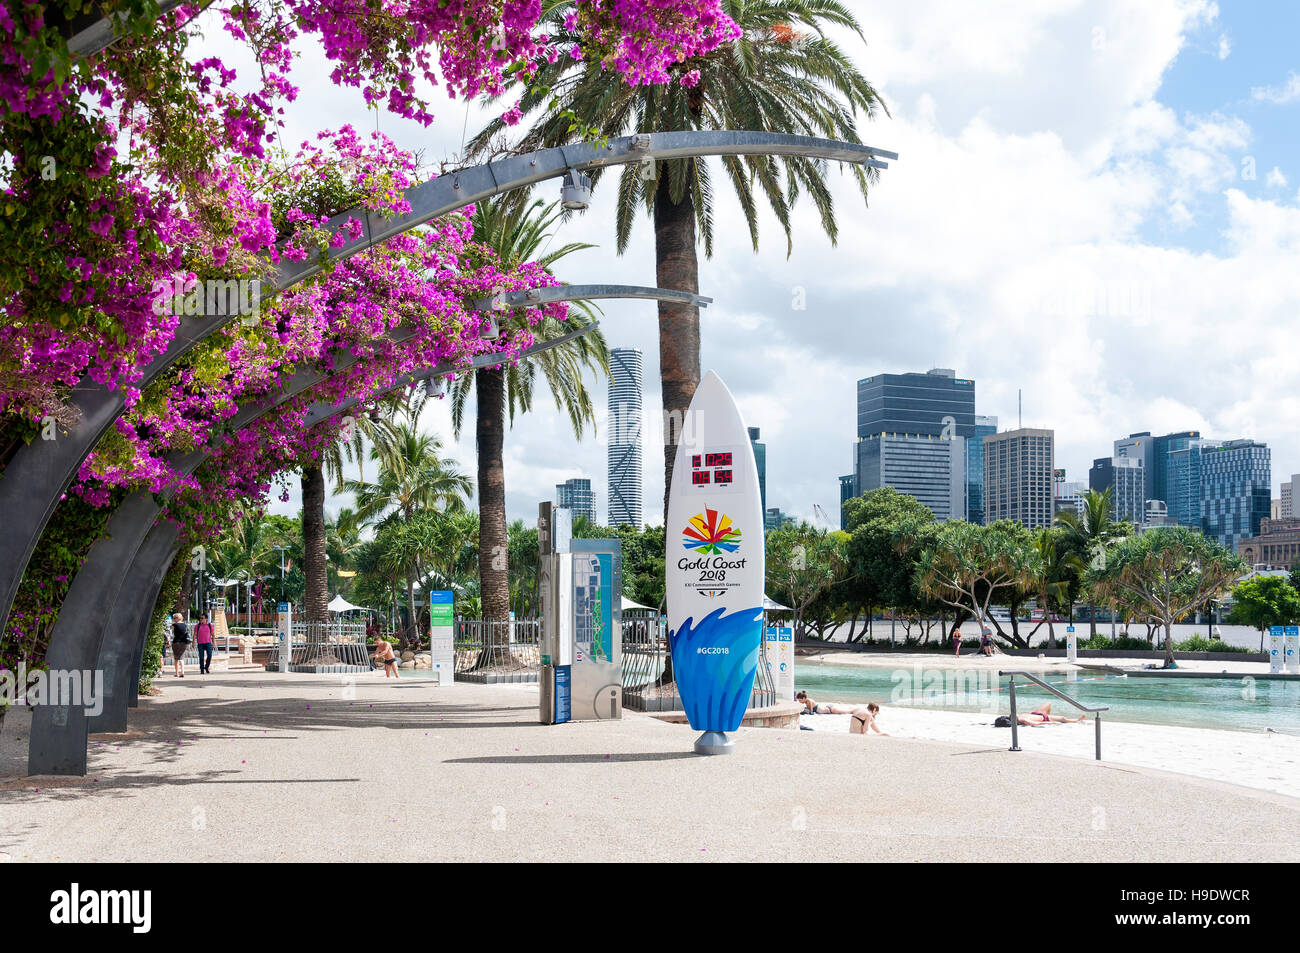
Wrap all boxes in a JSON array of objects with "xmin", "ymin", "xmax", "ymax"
[
  {"xmin": 328, "ymin": 594, "xmax": 366, "ymax": 613},
  {"xmin": 621, "ymin": 594, "xmax": 654, "ymax": 612}
]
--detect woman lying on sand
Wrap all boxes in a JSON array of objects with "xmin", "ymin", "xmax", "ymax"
[
  {"xmin": 1018, "ymin": 702, "xmax": 1085, "ymax": 726},
  {"xmin": 796, "ymin": 691, "xmax": 857, "ymax": 715},
  {"xmin": 850, "ymin": 702, "xmax": 888, "ymax": 736}
]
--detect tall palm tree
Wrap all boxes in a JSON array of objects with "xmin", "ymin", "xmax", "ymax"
[
  {"xmin": 1055, "ymin": 487, "xmax": 1123, "ymax": 639},
  {"xmin": 345, "ymin": 424, "xmax": 472, "ymax": 637},
  {"xmin": 1030, "ymin": 527, "xmax": 1084, "ymax": 649},
  {"xmin": 451, "ymin": 195, "xmax": 609, "ymax": 625},
  {"xmin": 345, "ymin": 425, "xmax": 473, "ymax": 526},
  {"xmin": 301, "ymin": 390, "xmax": 418, "ymax": 631},
  {"xmin": 471, "ymin": 0, "xmax": 886, "ymax": 515}
]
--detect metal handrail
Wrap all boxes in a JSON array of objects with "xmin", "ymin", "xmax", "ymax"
[{"xmin": 999, "ymin": 670, "xmax": 1110, "ymax": 761}]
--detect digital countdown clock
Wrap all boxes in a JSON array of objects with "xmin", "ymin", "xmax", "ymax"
[{"xmin": 689, "ymin": 448, "xmax": 740, "ymax": 493}]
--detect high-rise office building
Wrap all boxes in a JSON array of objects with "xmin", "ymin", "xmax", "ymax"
[
  {"xmin": 1280, "ymin": 474, "xmax": 1299, "ymax": 518},
  {"xmin": 967, "ymin": 415, "xmax": 998, "ymax": 524},
  {"xmin": 556, "ymin": 478, "xmax": 596, "ymax": 523},
  {"xmin": 1053, "ymin": 478, "xmax": 1088, "ymax": 521},
  {"xmin": 606, "ymin": 348, "xmax": 643, "ymax": 527},
  {"xmin": 846, "ymin": 368, "xmax": 975, "ymax": 523},
  {"xmin": 764, "ymin": 507, "xmax": 793, "ymax": 531},
  {"xmin": 1200, "ymin": 439, "xmax": 1271, "ymax": 551},
  {"xmin": 1089, "ymin": 456, "xmax": 1145, "ymax": 523},
  {"xmin": 1113, "ymin": 430, "xmax": 1201, "ymax": 509},
  {"xmin": 749, "ymin": 427, "xmax": 767, "ymax": 515},
  {"xmin": 855, "ymin": 432, "xmax": 967, "ymax": 521},
  {"xmin": 857, "ymin": 368, "xmax": 975, "ymax": 438},
  {"xmin": 983, "ymin": 428, "xmax": 1054, "ymax": 528}
]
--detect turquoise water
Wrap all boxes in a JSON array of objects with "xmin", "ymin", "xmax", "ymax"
[{"xmin": 796, "ymin": 665, "xmax": 1300, "ymax": 734}]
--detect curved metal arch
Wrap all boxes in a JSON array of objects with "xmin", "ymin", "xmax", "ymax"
[
  {"xmin": 2, "ymin": 128, "xmax": 891, "ymax": 634},
  {"xmin": 65, "ymin": 301, "xmax": 617, "ymax": 769},
  {"xmin": 87, "ymin": 523, "xmax": 180, "ymax": 734},
  {"xmin": 471, "ymin": 283, "xmax": 711, "ymax": 312}
]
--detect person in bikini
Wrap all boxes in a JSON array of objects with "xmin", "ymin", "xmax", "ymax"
[
  {"xmin": 1017, "ymin": 701, "xmax": 1085, "ymax": 726},
  {"xmin": 849, "ymin": 702, "xmax": 889, "ymax": 736},
  {"xmin": 796, "ymin": 691, "xmax": 856, "ymax": 715},
  {"xmin": 373, "ymin": 638, "xmax": 400, "ymax": 678}
]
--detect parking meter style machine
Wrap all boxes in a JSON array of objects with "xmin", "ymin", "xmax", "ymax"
[
  {"xmin": 666, "ymin": 371, "xmax": 765, "ymax": 756},
  {"xmin": 429, "ymin": 591, "xmax": 454, "ymax": 686},
  {"xmin": 538, "ymin": 503, "xmax": 623, "ymax": 724},
  {"xmin": 276, "ymin": 602, "xmax": 292, "ymax": 673}
]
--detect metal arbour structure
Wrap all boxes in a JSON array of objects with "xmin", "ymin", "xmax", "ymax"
[
  {"xmin": 25, "ymin": 285, "xmax": 700, "ymax": 775},
  {"xmin": 0, "ymin": 131, "xmax": 895, "ymax": 640},
  {"xmin": 5, "ymin": 134, "xmax": 894, "ymax": 774}
]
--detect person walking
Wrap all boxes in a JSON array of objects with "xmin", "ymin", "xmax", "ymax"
[
  {"xmin": 951, "ymin": 625, "xmax": 963, "ymax": 657},
  {"xmin": 195, "ymin": 613, "xmax": 215, "ymax": 674},
  {"xmin": 171, "ymin": 612, "xmax": 191, "ymax": 677}
]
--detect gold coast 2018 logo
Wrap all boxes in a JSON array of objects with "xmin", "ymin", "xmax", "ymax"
[{"xmin": 682, "ymin": 508, "xmax": 742, "ymax": 554}]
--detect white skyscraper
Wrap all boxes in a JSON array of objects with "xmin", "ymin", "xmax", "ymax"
[{"xmin": 607, "ymin": 347, "xmax": 643, "ymax": 527}]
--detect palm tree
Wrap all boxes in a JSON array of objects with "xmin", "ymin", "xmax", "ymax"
[
  {"xmin": 345, "ymin": 424, "xmax": 472, "ymax": 638},
  {"xmin": 471, "ymin": 0, "xmax": 886, "ymax": 516},
  {"xmin": 1030, "ymin": 527, "xmax": 1084, "ymax": 649},
  {"xmin": 451, "ymin": 196, "xmax": 609, "ymax": 625},
  {"xmin": 345, "ymin": 425, "xmax": 473, "ymax": 526},
  {"xmin": 301, "ymin": 390, "xmax": 419, "ymax": 636},
  {"xmin": 1055, "ymin": 487, "xmax": 1123, "ymax": 639}
]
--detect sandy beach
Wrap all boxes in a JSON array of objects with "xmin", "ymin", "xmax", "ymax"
[
  {"xmin": 797, "ymin": 649, "xmax": 1300, "ymax": 800},
  {"xmin": 3, "ymin": 672, "xmax": 1298, "ymax": 862}
]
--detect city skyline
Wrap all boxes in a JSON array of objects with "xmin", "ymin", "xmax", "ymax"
[{"xmin": 257, "ymin": 2, "xmax": 1300, "ymax": 531}]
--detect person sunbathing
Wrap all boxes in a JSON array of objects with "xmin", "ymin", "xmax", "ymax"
[
  {"xmin": 796, "ymin": 691, "xmax": 857, "ymax": 715},
  {"xmin": 849, "ymin": 702, "xmax": 889, "ymax": 736},
  {"xmin": 1017, "ymin": 701, "xmax": 1085, "ymax": 725}
]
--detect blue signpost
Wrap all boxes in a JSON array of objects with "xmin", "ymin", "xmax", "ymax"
[{"xmin": 554, "ymin": 665, "xmax": 571, "ymax": 724}]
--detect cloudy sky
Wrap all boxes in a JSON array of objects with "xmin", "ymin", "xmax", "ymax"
[{"xmin": 226, "ymin": 0, "xmax": 1300, "ymax": 528}]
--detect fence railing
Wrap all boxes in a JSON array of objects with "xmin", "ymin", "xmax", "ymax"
[
  {"xmin": 621, "ymin": 617, "xmax": 776, "ymax": 713},
  {"xmin": 264, "ymin": 621, "xmax": 374, "ymax": 672},
  {"xmin": 454, "ymin": 618, "xmax": 542, "ymax": 683}
]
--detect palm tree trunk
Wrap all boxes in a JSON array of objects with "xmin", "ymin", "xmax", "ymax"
[
  {"xmin": 653, "ymin": 167, "xmax": 701, "ymax": 522},
  {"xmin": 476, "ymin": 368, "xmax": 510, "ymax": 637},
  {"xmin": 1163, "ymin": 621, "xmax": 1175, "ymax": 668},
  {"xmin": 301, "ymin": 465, "xmax": 330, "ymax": 661}
]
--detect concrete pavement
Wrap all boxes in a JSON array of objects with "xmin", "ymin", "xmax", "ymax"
[{"xmin": 1, "ymin": 670, "xmax": 1296, "ymax": 862}]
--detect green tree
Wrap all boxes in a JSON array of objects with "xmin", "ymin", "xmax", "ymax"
[
  {"xmin": 1055, "ymin": 486, "xmax": 1124, "ymax": 638},
  {"xmin": 1226, "ymin": 575, "xmax": 1300, "ymax": 651},
  {"xmin": 1089, "ymin": 528, "xmax": 1245, "ymax": 668},
  {"xmin": 452, "ymin": 196, "xmax": 608, "ymax": 627},
  {"xmin": 346, "ymin": 425, "xmax": 473, "ymax": 636},
  {"xmin": 765, "ymin": 522, "xmax": 849, "ymax": 639},
  {"xmin": 1029, "ymin": 527, "xmax": 1084, "ymax": 649},
  {"xmin": 916, "ymin": 521, "xmax": 1042, "ymax": 648},
  {"xmin": 841, "ymin": 487, "xmax": 939, "ymax": 641},
  {"xmin": 476, "ymin": 0, "xmax": 886, "ymax": 516}
]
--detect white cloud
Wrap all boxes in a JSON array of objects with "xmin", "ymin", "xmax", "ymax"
[
  {"xmin": 1251, "ymin": 72, "xmax": 1300, "ymax": 104},
  {"xmin": 1217, "ymin": 33, "xmax": 1231, "ymax": 59},
  {"xmin": 1266, "ymin": 166, "xmax": 1288, "ymax": 188},
  {"xmin": 248, "ymin": 0, "xmax": 1300, "ymax": 531}
]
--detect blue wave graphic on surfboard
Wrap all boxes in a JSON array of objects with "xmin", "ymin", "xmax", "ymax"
[{"xmin": 669, "ymin": 605, "xmax": 763, "ymax": 732}]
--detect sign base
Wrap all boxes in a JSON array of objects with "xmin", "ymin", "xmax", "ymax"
[{"xmin": 693, "ymin": 731, "xmax": 735, "ymax": 756}]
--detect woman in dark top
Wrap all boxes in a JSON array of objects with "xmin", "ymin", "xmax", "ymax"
[{"xmin": 171, "ymin": 612, "xmax": 191, "ymax": 677}]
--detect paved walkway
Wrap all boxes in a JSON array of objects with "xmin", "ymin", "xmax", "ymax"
[{"xmin": 1, "ymin": 671, "xmax": 1297, "ymax": 862}]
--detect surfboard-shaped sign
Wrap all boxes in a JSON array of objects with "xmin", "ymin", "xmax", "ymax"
[{"xmin": 665, "ymin": 370, "xmax": 765, "ymax": 755}]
